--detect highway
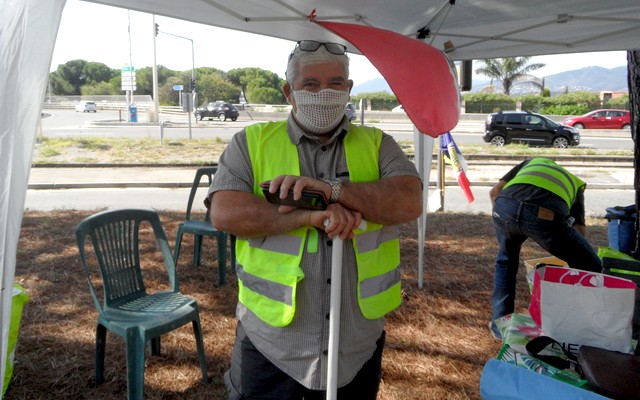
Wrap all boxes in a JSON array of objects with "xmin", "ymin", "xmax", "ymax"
[
  {"xmin": 31, "ymin": 107, "xmax": 636, "ymax": 217},
  {"xmin": 41, "ymin": 108, "xmax": 634, "ymax": 150}
]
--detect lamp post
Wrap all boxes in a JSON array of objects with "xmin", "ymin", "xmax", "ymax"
[
  {"xmin": 156, "ymin": 28, "xmax": 196, "ymax": 138},
  {"xmin": 151, "ymin": 15, "xmax": 159, "ymax": 123}
]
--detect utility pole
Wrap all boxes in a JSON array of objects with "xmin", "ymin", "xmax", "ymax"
[
  {"xmin": 151, "ymin": 16, "xmax": 159, "ymax": 123},
  {"xmin": 158, "ymin": 29, "xmax": 195, "ymax": 138}
]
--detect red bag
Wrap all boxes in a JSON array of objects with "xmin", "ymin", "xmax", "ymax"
[{"xmin": 528, "ymin": 266, "xmax": 636, "ymax": 354}]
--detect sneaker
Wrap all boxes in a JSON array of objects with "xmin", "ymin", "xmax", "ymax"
[{"xmin": 488, "ymin": 321, "xmax": 502, "ymax": 342}]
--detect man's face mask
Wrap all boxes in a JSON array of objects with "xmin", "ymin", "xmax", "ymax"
[{"xmin": 292, "ymin": 89, "xmax": 350, "ymax": 134}]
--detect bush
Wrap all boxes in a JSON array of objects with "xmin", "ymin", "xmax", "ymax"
[
  {"xmin": 462, "ymin": 93, "xmax": 515, "ymax": 113},
  {"xmin": 607, "ymin": 94, "xmax": 630, "ymax": 109},
  {"xmin": 540, "ymin": 104, "xmax": 590, "ymax": 115},
  {"xmin": 351, "ymin": 92, "xmax": 398, "ymax": 111}
]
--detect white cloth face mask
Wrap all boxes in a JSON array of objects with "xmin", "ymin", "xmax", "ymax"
[{"xmin": 292, "ymin": 89, "xmax": 350, "ymax": 134}]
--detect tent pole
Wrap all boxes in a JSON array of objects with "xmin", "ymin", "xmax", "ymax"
[{"xmin": 415, "ymin": 129, "xmax": 425, "ymax": 288}]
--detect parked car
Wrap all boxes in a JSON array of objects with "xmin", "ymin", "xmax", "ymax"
[
  {"xmin": 345, "ymin": 103, "xmax": 357, "ymax": 121},
  {"xmin": 484, "ymin": 110, "xmax": 580, "ymax": 148},
  {"xmin": 391, "ymin": 105, "xmax": 405, "ymax": 113},
  {"xmin": 75, "ymin": 100, "xmax": 97, "ymax": 113},
  {"xmin": 562, "ymin": 109, "xmax": 630, "ymax": 130},
  {"xmin": 195, "ymin": 101, "xmax": 239, "ymax": 121}
]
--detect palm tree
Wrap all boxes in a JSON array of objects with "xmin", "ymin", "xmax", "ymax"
[{"xmin": 475, "ymin": 57, "xmax": 545, "ymax": 95}]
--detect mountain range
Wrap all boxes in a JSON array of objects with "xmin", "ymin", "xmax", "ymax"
[{"xmin": 351, "ymin": 65, "xmax": 628, "ymax": 95}]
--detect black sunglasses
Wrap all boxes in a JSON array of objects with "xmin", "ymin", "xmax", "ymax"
[{"xmin": 292, "ymin": 40, "xmax": 347, "ymax": 56}]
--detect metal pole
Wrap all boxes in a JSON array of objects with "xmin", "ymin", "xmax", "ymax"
[
  {"xmin": 326, "ymin": 236, "xmax": 343, "ymax": 400},
  {"xmin": 438, "ymin": 147, "xmax": 445, "ymax": 210},
  {"xmin": 151, "ymin": 15, "xmax": 160, "ymax": 123},
  {"xmin": 127, "ymin": 11, "xmax": 134, "ymax": 120},
  {"xmin": 159, "ymin": 31, "xmax": 195, "ymax": 137},
  {"xmin": 326, "ymin": 220, "xmax": 366, "ymax": 400}
]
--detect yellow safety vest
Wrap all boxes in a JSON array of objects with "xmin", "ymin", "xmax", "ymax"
[
  {"xmin": 236, "ymin": 121, "xmax": 402, "ymax": 327},
  {"xmin": 503, "ymin": 157, "xmax": 586, "ymax": 207}
]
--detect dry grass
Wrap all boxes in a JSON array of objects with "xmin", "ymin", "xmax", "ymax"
[{"xmin": 8, "ymin": 210, "xmax": 609, "ymax": 399}]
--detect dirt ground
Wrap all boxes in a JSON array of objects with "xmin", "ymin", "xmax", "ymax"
[{"xmin": 7, "ymin": 210, "xmax": 610, "ymax": 399}]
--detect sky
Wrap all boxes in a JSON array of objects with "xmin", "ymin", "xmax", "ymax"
[{"xmin": 51, "ymin": 0, "xmax": 630, "ymax": 86}]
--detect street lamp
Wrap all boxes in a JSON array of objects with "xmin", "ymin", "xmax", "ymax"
[{"xmin": 153, "ymin": 23, "xmax": 196, "ymax": 138}]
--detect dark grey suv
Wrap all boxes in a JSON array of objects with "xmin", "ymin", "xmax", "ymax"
[
  {"xmin": 483, "ymin": 111, "xmax": 580, "ymax": 148},
  {"xmin": 195, "ymin": 101, "xmax": 239, "ymax": 121}
]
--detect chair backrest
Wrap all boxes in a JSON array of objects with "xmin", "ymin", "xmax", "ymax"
[
  {"xmin": 76, "ymin": 208, "xmax": 178, "ymax": 312},
  {"xmin": 185, "ymin": 167, "xmax": 217, "ymax": 222}
]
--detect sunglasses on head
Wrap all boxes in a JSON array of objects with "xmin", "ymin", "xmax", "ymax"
[{"xmin": 293, "ymin": 40, "xmax": 347, "ymax": 56}]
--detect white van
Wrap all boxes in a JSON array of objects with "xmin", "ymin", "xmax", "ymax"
[{"xmin": 75, "ymin": 101, "xmax": 97, "ymax": 113}]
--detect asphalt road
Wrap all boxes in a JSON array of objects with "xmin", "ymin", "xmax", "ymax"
[
  {"xmin": 42, "ymin": 108, "xmax": 634, "ymax": 150},
  {"xmin": 32, "ymin": 108, "xmax": 636, "ymax": 217}
]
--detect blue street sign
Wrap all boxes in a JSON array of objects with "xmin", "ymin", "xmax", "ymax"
[{"xmin": 173, "ymin": 85, "xmax": 184, "ymax": 91}]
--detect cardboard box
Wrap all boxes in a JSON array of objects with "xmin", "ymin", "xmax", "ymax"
[{"xmin": 524, "ymin": 256, "xmax": 568, "ymax": 274}]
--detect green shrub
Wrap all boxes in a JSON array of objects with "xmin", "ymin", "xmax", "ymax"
[
  {"xmin": 541, "ymin": 104, "xmax": 590, "ymax": 115},
  {"xmin": 462, "ymin": 93, "xmax": 515, "ymax": 113}
]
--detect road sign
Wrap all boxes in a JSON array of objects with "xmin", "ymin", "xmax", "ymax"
[
  {"xmin": 121, "ymin": 68, "xmax": 137, "ymax": 91},
  {"xmin": 173, "ymin": 85, "xmax": 184, "ymax": 91}
]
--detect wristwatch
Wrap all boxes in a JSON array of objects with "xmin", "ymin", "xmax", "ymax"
[{"xmin": 323, "ymin": 179, "xmax": 342, "ymax": 203}]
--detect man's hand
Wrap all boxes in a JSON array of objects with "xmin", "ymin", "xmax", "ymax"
[
  {"xmin": 264, "ymin": 175, "xmax": 361, "ymax": 239},
  {"xmin": 490, "ymin": 179, "xmax": 507, "ymax": 206},
  {"xmin": 265, "ymin": 175, "xmax": 330, "ymax": 204},
  {"xmin": 309, "ymin": 203, "xmax": 362, "ymax": 240}
]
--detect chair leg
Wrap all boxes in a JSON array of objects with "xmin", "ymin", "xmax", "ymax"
[
  {"xmin": 95, "ymin": 323, "xmax": 107, "ymax": 386},
  {"xmin": 191, "ymin": 310, "xmax": 208, "ymax": 383},
  {"xmin": 217, "ymin": 233, "xmax": 227, "ymax": 286},
  {"xmin": 174, "ymin": 228, "xmax": 184, "ymax": 266},
  {"xmin": 230, "ymin": 234, "xmax": 237, "ymax": 274},
  {"xmin": 151, "ymin": 336, "xmax": 161, "ymax": 356},
  {"xmin": 125, "ymin": 329, "xmax": 146, "ymax": 400},
  {"xmin": 194, "ymin": 235, "xmax": 203, "ymax": 267}
]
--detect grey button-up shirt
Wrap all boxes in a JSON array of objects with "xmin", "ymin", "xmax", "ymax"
[{"xmin": 210, "ymin": 114, "xmax": 420, "ymax": 390}]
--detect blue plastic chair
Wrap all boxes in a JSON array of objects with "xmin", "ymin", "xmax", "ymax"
[
  {"xmin": 174, "ymin": 167, "xmax": 235, "ymax": 285},
  {"xmin": 75, "ymin": 208, "xmax": 208, "ymax": 400}
]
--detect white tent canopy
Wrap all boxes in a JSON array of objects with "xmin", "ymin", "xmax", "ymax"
[
  {"xmin": 76, "ymin": 0, "xmax": 640, "ymax": 61},
  {"xmin": 1, "ymin": 0, "xmax": 639, "ymax": 396}
]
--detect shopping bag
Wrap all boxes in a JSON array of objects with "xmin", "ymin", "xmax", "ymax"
[
  {"xmin": 528, "ymin": 266, "xmax": 636, "ymax": 355},
  {"xmin": 480, "ymin": 359, "xmax": 610, "ymax": 400},
  {"xmin": 497, "ymin": 343, "xmax": 588, "ymax": 388}
]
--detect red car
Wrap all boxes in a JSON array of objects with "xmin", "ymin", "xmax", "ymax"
[{"xmin": 562, "ymin": 109, "xmax": 630, "ymax": 130}]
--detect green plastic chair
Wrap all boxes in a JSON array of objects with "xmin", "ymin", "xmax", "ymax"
[
  {"xmin": 75, "ymin": 208, "xmax": 208, "ymax": 400},
  {"xmin": 173, "ymin": 167, "xmax": 235, "ymax": 285}
]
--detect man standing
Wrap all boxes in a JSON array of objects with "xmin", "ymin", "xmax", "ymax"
[
  {"xmin": 209, "ymin": 40, "xmax": 422, "ymax": 399},
  {"xmin": 488, "ymin": 157, "xmax": 602, "ymax": 340}
]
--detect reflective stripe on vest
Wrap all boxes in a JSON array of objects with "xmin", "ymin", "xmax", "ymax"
[
  {"xmin": 237, "ymin": 121, "xmax": 402, "ymax": 326},
  {"xmin": 503, "ymin": 158, "xmax": 586, "ymax": 207}
]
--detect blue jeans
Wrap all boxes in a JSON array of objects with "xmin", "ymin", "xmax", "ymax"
[{"xmin": 490, "ymin": 197, "xmax": 602, "ymax": 338}]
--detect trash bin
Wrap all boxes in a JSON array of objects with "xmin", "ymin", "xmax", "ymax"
[
  {"xmin": 3, "ymin": 284, "xmax": 29, "ymax": 395},
  {"xmin": 128, "ymin": 104, "xmax": 138, "ymax": 122},
  {"xmin": 605, "ymin": 205, "xmax": 637, "ymax": 253}
]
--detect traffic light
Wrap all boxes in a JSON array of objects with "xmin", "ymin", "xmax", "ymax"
[
  {"xmin": 190, "ymin": 77, "xmax": 196, "ymax": 92},
  {"xmin": 155, "ymin": 23, "xmax": 159, "ymax": 36}
]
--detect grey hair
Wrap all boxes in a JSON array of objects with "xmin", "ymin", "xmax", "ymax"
[{"xmin": 285, "ymin": 45, "xmax": 350, "ymax": 85}]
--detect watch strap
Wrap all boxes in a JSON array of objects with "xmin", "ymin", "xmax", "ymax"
[{"xmin": 324, "ymin": 179, "xmax": 342, "ymax": 203}]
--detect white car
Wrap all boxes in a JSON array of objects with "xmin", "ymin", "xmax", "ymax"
[
  {"xmin": 392, "ymin": 105, "xmax": 405, "ymax": 113},
  {"xmin": 75, "ymin": 101, "xmax": 97, "ymax": 112}
]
